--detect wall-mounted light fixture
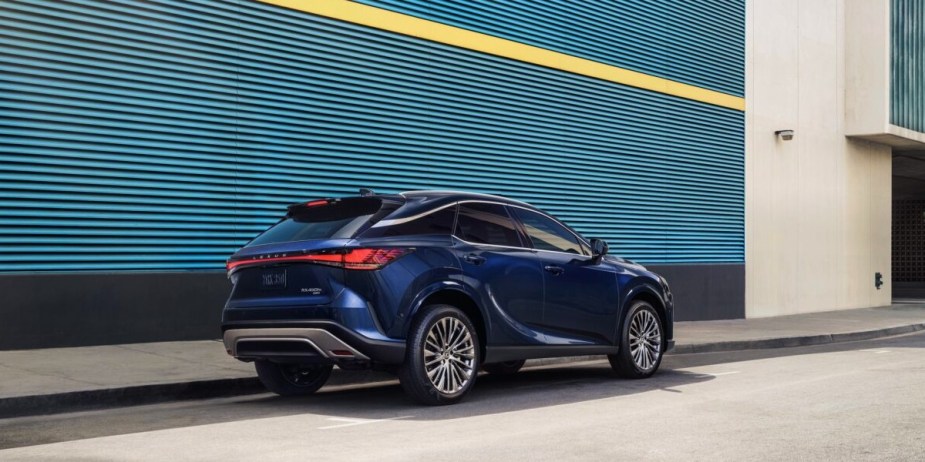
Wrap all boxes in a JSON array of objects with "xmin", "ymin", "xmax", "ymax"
[{"xmin": 775, "ymin": 129, "xmax": 795, "ymax": 141}]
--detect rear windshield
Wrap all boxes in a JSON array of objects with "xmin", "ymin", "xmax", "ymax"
[{"xmin": 247, "ymin": 197, "xmax": 387, "ymax": 247}]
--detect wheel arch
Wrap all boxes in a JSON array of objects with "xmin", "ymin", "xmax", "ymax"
[
  {"xmin": 620, "ymin": 284, "xmax": 669, "ymax": 345},
  {"xmin": 405, "ymin": 283, "xmax": 488, "ymax": 360}
]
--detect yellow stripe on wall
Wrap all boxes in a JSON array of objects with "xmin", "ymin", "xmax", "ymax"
[{"xmin": 258, "ymin": 0, "xmax": 746, "ymax": 111}]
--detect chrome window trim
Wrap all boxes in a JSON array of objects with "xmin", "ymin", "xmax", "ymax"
[
  {"xmin": 450, "ymin": 235, "xmax": 593, "ymax": 260},
  {"xmin": 371, "ymin": 201, "xmax": 458, "ymax": 228},
  {"xmin": 461, "ymin": 201, "xmax": 590, "ymax": 249},
  {"xmin": 452, "ymin": 201, "xmax": 593, "ymax": 258},
  {"xmin": 453, "ymin": 200, "xmax": 525, "ymax": 248},
  {"xmin": 371, "ymin": 198, "xmax": 593, "ymax": 257},
  {"xmin": 507, "ymin": 205, "xmax": 592, "ymax": 257}
]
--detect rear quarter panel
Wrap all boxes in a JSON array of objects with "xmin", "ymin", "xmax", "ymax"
[{"xmin": 345, "ymin": 236, "xmax": 459, "ymax": 336}]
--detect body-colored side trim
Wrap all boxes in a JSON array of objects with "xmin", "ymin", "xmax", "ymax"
[
  {"xmin": 257, "ymin": 0, "xmax": 745, "ymax": 111},
  {"xmin": 485, "ymin": 345, "xmax": 619, "ymax": 364}
]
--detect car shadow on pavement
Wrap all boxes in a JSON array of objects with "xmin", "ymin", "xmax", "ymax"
[
  {"xmin": 256, "ymin": 330, "xmax": 925, "ymax": 421},
  {"xmin": 8, "ymin": 332, "xmax": 923, "ymax": 450},
  {"xmin": 0, "ymin": 364, "xmax": 712, "ymax": 450},
  {"xmin": 251, "ymin": 363, "xmax": 714, "ymax": 422},
  {"xmin": 9, "ymin": 332, "xmax": 925, "ymax": 452}
]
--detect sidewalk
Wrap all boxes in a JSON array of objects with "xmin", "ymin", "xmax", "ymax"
[{"xmin": 2, "ymin": 304, "xmax": 924, "ymax": 417}]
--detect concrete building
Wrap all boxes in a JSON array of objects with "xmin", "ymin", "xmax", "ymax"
[
  {"xmin": 0, "ymin": 0, "xmax": 922, "ymax": 348},
  {"xmin": 747, "ymin": 0, "xmax": 924, "ymax": 317}
]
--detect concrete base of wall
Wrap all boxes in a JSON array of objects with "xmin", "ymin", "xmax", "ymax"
[
  {"xmin": 0, "ymin": 264, "xmax": 744, "ymax": 350},
  {"xmin": 647, "ymin": 263, "xmax": 745, "ymax": 322},
  {"xmin": 0, "ymin": 272, "xmax": 230, "ymax": 350},
  {"xmin": 893, "ymin": 282, "xmax": 925, "ymax": 299}
]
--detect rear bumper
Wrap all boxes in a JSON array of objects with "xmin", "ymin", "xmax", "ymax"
[
  {"xmin": 221, "ymin": 320, "xmax": 406, "ymax": 365},
  {"xmin": 224, "ymin": 328, "xmax": 370, "ymax": 361}
]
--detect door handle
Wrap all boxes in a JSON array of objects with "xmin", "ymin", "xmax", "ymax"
[
  {"xmin": 544, "ymin": 265, "xmax": 565, "ymax": 275},
  {"xmin": 463, "ymin": 254, "xmax": 486, "ymax": 265}
]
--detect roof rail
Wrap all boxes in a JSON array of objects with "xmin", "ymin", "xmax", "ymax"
[{"xmin": 399, "ymin": 190, "xmax": 533, "ymax": 207}]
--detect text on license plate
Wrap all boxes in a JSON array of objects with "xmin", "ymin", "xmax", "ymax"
[{"xmin": 260, "ymin": 269, "xmax": 287, "ymax": 289}]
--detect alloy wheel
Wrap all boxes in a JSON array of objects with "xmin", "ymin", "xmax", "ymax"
[
  {"xmin": 423, "ymin": 317, "xmax": 477, "ymax": 394},
  {"xmin": 629, "ymin": 309, "xmax": 662, "ymax": 371}
]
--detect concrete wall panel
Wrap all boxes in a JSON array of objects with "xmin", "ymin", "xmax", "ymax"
[{"xmin": 746, "ymin": 0, "xmax": 893, "ymax": 317}]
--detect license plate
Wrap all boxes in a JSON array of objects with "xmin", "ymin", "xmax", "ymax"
[{"xmin": 260, "ymin": 269, "xmax": 287, "ymax": 290}]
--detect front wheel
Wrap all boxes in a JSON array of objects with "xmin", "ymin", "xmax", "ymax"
[
  {"xmin": 255, "ymin": 361, "xmax": 333, "ymax": 396},
  {"xmin": 608, "ymin": 301, "xmax": 664, "ymax": 379},
  {"xmin": 399, "ymin": 305, "xmax": 480, "ymax": 405}
]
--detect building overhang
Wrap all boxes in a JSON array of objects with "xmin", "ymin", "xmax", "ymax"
[
  {"xmin": 849, "ymin": 125, "xmax": 925, "ymax": 151},
  {"xmin": 844, "ymin": 0, "xmax": 924, "ymax": 151}
]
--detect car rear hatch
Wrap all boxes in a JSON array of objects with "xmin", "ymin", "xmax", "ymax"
[{"xmin": 225, "ymin": 196, "xmax": 401, "ymax": 310}]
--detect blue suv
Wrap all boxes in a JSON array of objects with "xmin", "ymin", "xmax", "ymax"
[{"xmin": 222, "ymin": 190, "xmax": 673, "ymax": 405}]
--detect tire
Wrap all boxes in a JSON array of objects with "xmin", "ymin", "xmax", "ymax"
[
  {"xmin": 608, "ymin": 300, "xmax": 664, "ymax": 379},
  {"xmin": 255, "ymin": 360, "xmax": 333, "ymax": 396},
  {"xmin": 482, "ymin": 360, "xmax": 526, "ymax": 375},
  {"xmin": 399, "ymin": 304, "xmax": 480, "ymax": 405}
]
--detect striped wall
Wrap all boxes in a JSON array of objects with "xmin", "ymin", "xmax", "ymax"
[
  {"xmin": 351, "ymin": 0, "xmax": 745, "ymax": 97},
  {"xmin": 0, "ymin": 0, "xmax": 745, "ymax": 272},
  {"xmin": 892, "ymin": 0, "xmax": 925, "ymax": 133}
]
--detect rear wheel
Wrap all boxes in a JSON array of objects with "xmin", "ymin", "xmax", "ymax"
[
  {"xmin": 255, "ymin": 360, "xmax": 333, "ymax": 396},
  {"xmin": 482, "ymin": 360, "xmax": 526, "ymax": 375},
  {"xmin": 399, "ymin": 305, "xmax": 480, "ymax": 405},
  {"xmin": 608, "ymin": 301, "xmax": 664, "ymax": 379}
]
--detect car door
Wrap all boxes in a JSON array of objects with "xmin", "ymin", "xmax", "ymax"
[
  {"xmin": 452, "ymin": 202, "xmax": 546, "ymax": 345},
  {"xmin": 509, "ymin": 207, "xmax": 620, "ymax": 344}
]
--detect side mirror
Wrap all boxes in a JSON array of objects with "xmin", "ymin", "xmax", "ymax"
[{"xmin": 590, "ymin": 238, "xmax": 608, "ymax": 264}]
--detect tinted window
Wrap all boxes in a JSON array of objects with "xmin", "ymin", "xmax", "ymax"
[
  {"xmin": 455, "ymin": 203, "xmax": 522, "ymax": 247},
  {"xmin": 512, "ymin": 208, "xmax": 587, "ymax": 255},
  {"xmin": 362, "ymin": 205, "xmax": 457, "ymax": 237},
  {"xmin": 247, "ymin": 198, "xmax": 382, "ymax": 246}
]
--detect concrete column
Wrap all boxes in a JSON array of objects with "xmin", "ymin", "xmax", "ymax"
[{"xmin": 746, "ymin": 0, "xmax": 893, "ymax": 317}]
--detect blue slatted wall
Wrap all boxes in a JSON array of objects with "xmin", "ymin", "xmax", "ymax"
[
  {"xmin": 892, "ymin": 0, "xmax": 925, "ymax": 133},
  {"xmin": 0, "ymin": 0, "xmax": 744, "ymax": 272},
  {"xmin": 352, "ymin": 0, "xmax": 745, "ymax": 96}
]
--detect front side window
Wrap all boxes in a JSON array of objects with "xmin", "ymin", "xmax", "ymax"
[
  {"xmin": 512, "ymin": 208, "xmax": 588, "ymax": 255},
  {"xmin": 455, "ymin": 203, "xmax": 522, "ymax": 247}
]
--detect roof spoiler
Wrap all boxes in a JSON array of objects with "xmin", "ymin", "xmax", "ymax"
[{"xmin": 285, "ymin": 189, "xmax": 399, "ymax": 216}]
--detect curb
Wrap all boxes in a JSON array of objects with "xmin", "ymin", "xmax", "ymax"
[
  {"xmin": 2, "ymin": 323, "xmax": 923, "ymax": 419},
  {"xmin": 0, "ymin": 377, "xmax": 265, "ymax": 419},
  {"xmin": 669, "ymin": 323, "xmax": 925, "ymax": 354}
]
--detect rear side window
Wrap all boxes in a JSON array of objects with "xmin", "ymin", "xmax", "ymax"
[
  {"xmin": 512, "ymin": 208, "xmax": 588, "ymax": 255},
  {"xmin": 455, "ymin": 203, "xmax": 522, "ymax": 247},
  {"xmin": 362, "ymin": 205, "xmax": 457, "ymax": 238},
  {"xmin": 247, "ymin": 198, "xmax": 383, "ymax": 247}
]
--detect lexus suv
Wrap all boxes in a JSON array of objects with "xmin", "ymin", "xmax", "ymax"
[{"xmin": 222, "ymin": 190, "xmax": 674, "ymax": 405}]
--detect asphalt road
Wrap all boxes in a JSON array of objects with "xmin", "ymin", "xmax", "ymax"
[{"xmin": 1, "ymin": 332, "xmax": 924, "ymax": 461}]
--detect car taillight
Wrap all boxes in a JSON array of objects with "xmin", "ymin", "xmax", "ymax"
[
  {"xmin": 226, "ymin": 248, "xmax": 411, "ymax": 273},
  {"xmin": 342, "ymin": 248, "xmax": 410, "ymax": 270}
]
